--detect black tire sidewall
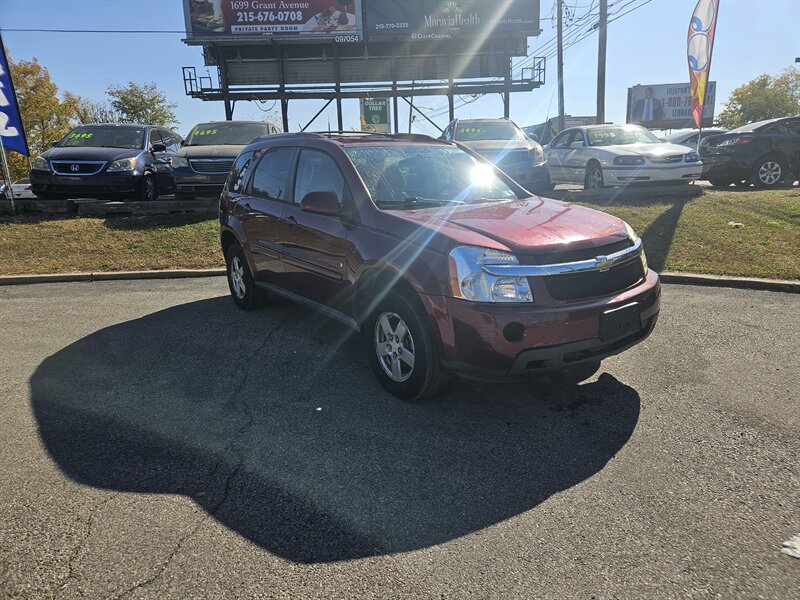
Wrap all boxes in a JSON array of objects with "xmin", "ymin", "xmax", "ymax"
[
  {"xmin": 364, "ymin": 291, "xmax": 437, "ymax": 401},
  {"xmin": 225, "ymin": 244, "xmax": 262, "ymax": 310},
  {"xmin": 139, "ymin": 174, "xmax": 157, "ymax": 201}
]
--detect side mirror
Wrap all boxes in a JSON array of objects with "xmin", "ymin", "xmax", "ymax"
[
  {"xmin": 50, "ymin": 140, "xmax": 59, "ymax": 147},
  {"xmin": 300, "ymin": 191, "xmax": 340, "ymax": 216},
  {"xmin": 180, "ymin": 139, "xmax": 186, "ymax": 147},
  {"xmin": 569, "ymin": 141, "xmax": 586, "ymax": 149},
  {"xmin": 151, "ymin": 143, "xmax": 167, "ymax": 153}
]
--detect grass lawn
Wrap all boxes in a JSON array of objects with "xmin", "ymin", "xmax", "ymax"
[{"xmin": 0, "ymin": 187, "xmax": 798, "ymax": 279}]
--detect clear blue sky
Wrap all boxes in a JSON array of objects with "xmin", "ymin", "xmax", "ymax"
[{"xmin": 1, "ymin": 0, "xmax": 798, "ymax": 137}]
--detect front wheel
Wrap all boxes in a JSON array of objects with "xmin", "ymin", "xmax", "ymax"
[
  {"xmin": 137, "ymin": 174, "xmax": 158, "ymax": 201},
  {"xmin": 584, "ymin": 164, "xmax": 604, "ymax": 190},
  {"xmin": 751, "ymin": 156, "xmax": 786, "ymax": 188},
  {"xmin": 364, "ymin": 291, "xmax": 449, "ymax": 401}
]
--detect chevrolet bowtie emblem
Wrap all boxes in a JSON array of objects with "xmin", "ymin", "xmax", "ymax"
[{"xmin": 595, "ymin": 255, "xmax": 612, "ymax": 271}]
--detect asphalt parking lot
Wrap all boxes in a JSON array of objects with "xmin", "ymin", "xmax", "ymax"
[{"xmin": 1, "ymin": 279, "xmax": 797, "ymax": 599}]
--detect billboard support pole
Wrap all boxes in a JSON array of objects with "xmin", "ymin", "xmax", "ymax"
[
  {"xmin": 557, "ymin": 0, "xmax": 565, "ymax": 132},
  {"xmin": 447, "ymin": 55, "xmax": 455, "ymax": 122},
  {"xmin": 334, "ymin": 46, "xmax": 344, "ymax": 131},
  {"xmin": 277, "ymin": 44, "xmax": 289, "ymax": 132},
  {"xmin": 597, "ymin": 0, "xmax": 607, "ymax": 123},
  {"xmin": 503, "ymin": 48, "xmax": 511, "ymax": 119}
]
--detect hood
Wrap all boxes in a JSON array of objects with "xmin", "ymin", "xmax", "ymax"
[
  {"xmin": 601, "ymin": 142, "xmax": 693, "ymax": 158},
  {"xmin": 459, "ymin": 139, "xmax": 538, "ymax": 156},
  {"xmin": 390, "ymin": 197, "xmax": 628, "ymax": 255},
  {"xmin": 175, "ymin": 144, "xmax": 246, "ymax": 159},
  {"xmin": 42, "ymin": 146, "xmax": 145, "ymax": 161}
]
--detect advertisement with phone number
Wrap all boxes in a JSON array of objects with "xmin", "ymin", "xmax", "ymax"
[{"xmin": 186, "ymin": 0, "xmax": 362, "ymax": 41}]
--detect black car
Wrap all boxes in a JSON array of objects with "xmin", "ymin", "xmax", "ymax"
[
  {"xmin": 440, "ymin": 118, "xmax": 550, "ymax": 192},
  {"xmin": 700, "ymin": 116, "xmax": 800, "ymax": 188},
  {"xmin": 29, "ymin": 124, "xmax": 183, "ymax": 200},
  {"xmin": 171, "ymin": 120, "xmax": 280, "ymax": 200}
]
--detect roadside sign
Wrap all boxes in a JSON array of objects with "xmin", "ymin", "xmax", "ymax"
[{"xmin": 360, "ymin": 98, "xmax": 390, "ymax": 133}]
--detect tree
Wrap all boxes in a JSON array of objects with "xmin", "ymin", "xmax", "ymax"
[
  {"xmin": 107, "ymin": 81, "xmax": 178, "ymax": 128},
  {"xmin": 717, "ymin": 68, "xmax": 800, "ymax": 129},
  {"xmin": 4, "ymin": 56, "xmax": 79, "ymax": 180},
  {"xmin": 74, "ymin": 97, "xmax": 119, "ymax": 125}
]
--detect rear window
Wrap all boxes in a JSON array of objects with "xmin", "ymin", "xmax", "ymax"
[
  {"xmin": 185, "ymin": 122, "xmax": 275, "ymax": 146},
  {"xmin": 60, "ymin": 126, "xmax": 145, "ymax": 150}
]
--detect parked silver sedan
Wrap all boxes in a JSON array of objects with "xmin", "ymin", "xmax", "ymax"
[{"xmin": 544, "ymin": 124, "xmax": 704, "ymax": 190}]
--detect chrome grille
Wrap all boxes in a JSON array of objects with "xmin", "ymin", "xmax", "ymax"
[
  {"xmin": 51, "ymin": 161, "xmax": 106, "ymax": 175},
  {"xmin": 649, "ymin": 154, "xmax": 683, "ymax": 164},
  {"xmin": 190, "ymin": 158, "xmax": 235, "ymax": 174}
]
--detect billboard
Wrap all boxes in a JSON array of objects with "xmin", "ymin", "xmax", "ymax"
[
  {"xmin": 627, "ymin": 82, "xmax": 716, "ymax": 129},
  {"xmin": 365, "ymin": 0, "xmax": 540, "ymax": 40},
  {"xmin": 360, "ymin": 98, "xmax": 390, "ymax": 132},
  {"xmin": 185, "ymin": 0, "xmax": 363, "ymax": 41}
]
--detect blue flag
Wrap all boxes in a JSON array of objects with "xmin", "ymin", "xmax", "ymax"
[{"xmin": 0, "ymin": 34, "xmax": 29, "ymax": 157}]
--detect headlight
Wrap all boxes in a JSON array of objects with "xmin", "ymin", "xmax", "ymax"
[
  {"xmin": 532, "ymin": 146, "xmax": 544, "ymax": 164},
  {"xmin": 684, "ymin": 152, "xmax": 700, "ymax": 162},
  {"xmin": 623, "ymin": 221, "xmax": 648, "ymax": 272},
  {"xmin": 614, "ymin": 156, "xmax": 645, "ymax": 165},
  {"xmin": 32, "ymin": 156, "xmax": 49, "ymax": 170},
  {"xmin": 448, "ymin": 246, "xmax": 533, "ymax": 303},
  {"xmin": 172, "ymin": 156, "xmax": 189, "ymax": 168},
  {"xmin": 107, "ymin": 158, "xmax": 137, "ymax": 172}
]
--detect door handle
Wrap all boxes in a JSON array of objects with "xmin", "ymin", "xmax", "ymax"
[{"xmin": 283, "ymin": 215, "xmax": 297, "ymax": 225}]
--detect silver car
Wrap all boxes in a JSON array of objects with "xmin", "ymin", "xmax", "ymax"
[{"xmin": 544, "ymin": 124, "xmax": 704, "ymax": 190}]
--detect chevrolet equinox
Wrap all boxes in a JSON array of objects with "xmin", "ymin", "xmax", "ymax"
[{"xmin": 220, "ymin": 132, "xmax": 660, "ymax": 400}]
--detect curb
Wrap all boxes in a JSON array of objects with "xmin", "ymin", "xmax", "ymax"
[
  {"xmin": 0, "ymin": 269, "xmax": 225, "ymax": 286},
  {"xmin": 659, "ymin": 271, "xmax": 800, "ymax": 294},
  {"xmin": 0, "ymin": 268, "xmax": 798, "ymax": 293}
]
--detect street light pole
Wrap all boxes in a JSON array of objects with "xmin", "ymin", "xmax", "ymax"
[
  {"xmin": 597, "ymin": 0, "xmax": 608, "ymax": 124},
  {"xmin": 557, "ymin": 0, "xmax": 565, "ymax": 133}
]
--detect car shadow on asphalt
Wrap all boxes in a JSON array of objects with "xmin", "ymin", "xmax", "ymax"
[{"xmin": 29, "ymin": 296, "xmax": 641, "ymax": 564}]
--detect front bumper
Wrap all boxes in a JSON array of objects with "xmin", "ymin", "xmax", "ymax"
[
  {"xmin": 173, "ymin": 167, "xmax": 227, "ymax": 197},
  {"xmin": 699, "ymin": 152, "xmax": 751, "ymax": 179},
  {"xmin": 430, "ymin": 269, "xmax": 660, "ymax": 379},
  {"xmin": 29, "ymin": 169, "xmax": 140, "ymax": 198},
  {"xmin": 604, "ymin": 164, "xmax": 702, "ymax": 184}
]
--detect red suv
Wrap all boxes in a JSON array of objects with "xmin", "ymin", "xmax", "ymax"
[{"xmin": 220, "ymin": 133, "xmax": 660, "ymax": 400}]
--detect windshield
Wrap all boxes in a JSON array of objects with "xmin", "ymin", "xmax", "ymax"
[
  {"xmin": 345, "ymin": 144, "xmax": 519, "ymax": 208},
  {"xmin": 59, "ymin": 127, "xmax": 145, "ymax": 149},
  {"xmin": 185, "ymin": 122, "xmax": 274, "ymax": 146},
  {"xmin": 455, "ymin": 122, "xmax": 525, "ymax": 142},
  {"xmin": 587, "ymin": 126, "xmax": 661, "ymax": 146},
  {"xmin": 728, "ymin": 119, "xmax": 776, "ymax": 133}
]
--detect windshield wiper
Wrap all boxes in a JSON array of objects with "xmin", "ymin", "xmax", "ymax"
[{"xmin": 376, "ymin": 196, "xmax": 464, "ymax": 208}]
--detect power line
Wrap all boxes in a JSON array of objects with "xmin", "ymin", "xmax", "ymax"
[{"xmin": 0, "ymin": 28, "xmax": 186, "ymax": 34}]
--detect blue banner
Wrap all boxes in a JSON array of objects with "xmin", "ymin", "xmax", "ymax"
[{"xmin": 0, "ymin": 34, "xmax": 29, "ymax": 157}]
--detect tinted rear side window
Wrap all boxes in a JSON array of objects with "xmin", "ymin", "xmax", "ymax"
[
  {"xmin": 250, "ymin": 148, "xmax": 294, "ymax": 201},
  {"xmin": 225, "ymin": 151, "xmax": 255, "ymax": 193}
]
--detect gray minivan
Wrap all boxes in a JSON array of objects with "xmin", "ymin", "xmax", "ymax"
[{"xmin": 172, "ymin": 121, "xmax": 281, "ymax": 199}]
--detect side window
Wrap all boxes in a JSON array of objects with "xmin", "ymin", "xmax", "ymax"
[
  {"xmin": 685, "ymin": 133, "xmax": 699, "ymax": 146},
  {"xmin": 763, "ymin": 123, "xmax": 788, "ymax": 135},
  {"xmin": 443, "ymin": 124, "xmax": 453, "ymax": 141},
  {"xmin": 149, "ymin": 129, "xmax": 165, "ymax": 149},
  {"xmin": 784, "ymin": 120, "xmax": 800, "ymax": 136},
  {"xmin": 293, "ymin": 149, "xmax": 346, "ymax": 206},
  {"xmin": 250, "ymin": 148, "xmax": 294, "ymax": 201},
  {"xmin": 225, "ymin": 151, "xmax": 255, "ymax": 193},
  {"xmin": 164, "ymin": 130, "xmax": 182, "ymax": 152},
  {"xmin": 551, "ymin": 131, "xmax": 574, "ymax": 149}
]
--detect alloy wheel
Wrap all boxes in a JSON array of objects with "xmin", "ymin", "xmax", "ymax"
[
  {"xmin": 144, "ymin": 176, "xmax": 156, "ymax": 201},
  {"xmin": 230, "ymin": 256, "xmax": 246, "ymax": 299},
  {"xmin": 374, "ymin": 311, "xmax": 416, "ymax": 382},
  {"xmin": 587, "ymin": 168, "xmax": 603, "ymax": 190},
  {"xmin": 758, "ymin": 161, "xmax": 781, "ymax": 186}
]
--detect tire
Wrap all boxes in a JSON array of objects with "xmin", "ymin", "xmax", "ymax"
[
  {"xmin": 584, "ymin": 163, "xmax": 604, "ymax": 190},
  {"xmin": 548, "ymin": 360, "xmax": 601, "ymax": 385},
  {"xmin": 750, "ymin": 155, "xmax": 786, "ymax": 188},
  {"xmin": 225, "ymin": 243, "xmax": 268, "ymax": 310},
  {"xmin": 708, "ymin": 176, "xmax": 734, "ymax": 188},
  {"xmin": 137, "ymin": 174, "xmax": 158, "ymax": 201},
  {"xmin": 364, "ymin": 290, "xmax": 450, "ymax": 401}
]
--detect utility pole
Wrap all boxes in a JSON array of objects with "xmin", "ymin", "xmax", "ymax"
[
  {"xmin": 557, "ymin": 0, "xmax": 565, "ymax": 133},
  {"xmin": 597, "ymin": 0, "xmax": 607, "ymax": 124}
]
